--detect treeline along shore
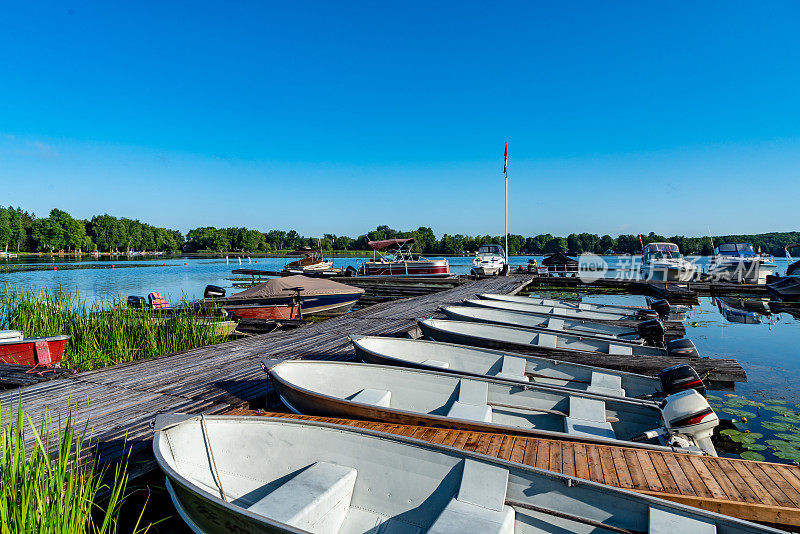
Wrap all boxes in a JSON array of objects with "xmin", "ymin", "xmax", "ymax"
[{"xmin": 1, "ymin": 205, "xmax": 798, "ymax": 256}]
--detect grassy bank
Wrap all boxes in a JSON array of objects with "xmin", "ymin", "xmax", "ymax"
[
  {"xmin": 0, "ymin": 402, "xmax": 138, "ymax": 533},
  {"xmin": 0, "ymin": 288, "xmax": 229, "ymax": 372}
]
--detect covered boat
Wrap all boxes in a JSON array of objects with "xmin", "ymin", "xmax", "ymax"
[
  {"xmin": 351, "ymin": 336, "xmax": 706, "ymax": 399},
  {"xmin": 214, "ymin": 275, "xmax": 364, "ymax": 319},
  {"xmin": 463, "ymin": 297, "xmax": 655, "ymax": 322},
  {"xmin": 0, "ymin": 334, "xmax": 69, "ymax": 367},
  {"xmin": 766, "ymin": 244, "xmax": 800, "ymax": 302},
  {"xmin": 268, "ymin": 361, "xmax": 719, "ymax": 455},
  {"xmin": 440, "ymin": 305, "xmax": 667, "ymax": 346},
  {"xmin": 708, "ymin": 242, "xmax": 776, "ymax": 284},
  {"xmin": 418, "ymin": 319, "xmax": 699, "ymax": 359},
  {"xmin": 362, "ymin": 238, "xmax": 450, "ymax": 277},
  {"xmin": 153, "ymin": 415, "xmax": 772, "ymax": 534}
]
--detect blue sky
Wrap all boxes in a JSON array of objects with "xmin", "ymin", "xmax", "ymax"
[{"xmin": 2, "ymin": 2, "xmax": 799, "ymax": 238}]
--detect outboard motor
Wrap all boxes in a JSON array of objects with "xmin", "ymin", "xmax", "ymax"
[
  {"xmin": 659, "ymin": 364, "xmax": 706, "ymax": 397},
  {"xmin": 636, "ymin": 318, "xmax": 665, "ymax": 347},
  {"xmin": 204, "ymin": 285, "xmax": 226, "ymax": 299},
  {"xmin": 344, "ymin": 265, "xmax": 359, "ymax": 277},
  {"xmin": 634, "ymin": 308, "xmax": 659, "ymax": 320},
  {"xmin": 666, "ymin": 338, "xmax": 700, "ymax": 358},
  {"xmin": 661, "ymin": 389, "xmax": 719, "ymax": 456},
  {"xmin": 648, "ymin": 298, "xmax": 671, "ymax": 319},
  {"xmin": 127, "ymin": 295, "xmax": 146, "ymax": 308}
]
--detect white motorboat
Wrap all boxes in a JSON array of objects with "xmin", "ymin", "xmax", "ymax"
[
  {"xmin": 471, "ymin": 244, "xmax": 507, "ymax": 276},
  {"xmin": 351, "ymin": 336, "xmax": 707, "ymax": 399},
  {"xmin": 268, "ymin": 360, "xmax": 719, "ymax": 455},
  {"xmin": 707, "ymin": 243, "xmax": 776, "ymax": 284},
  {"xmin": 640, "ymin": 242, "xmax": 698, "ymax": 282},
  {"xmin": 154, "ymin": 414, "xmax": 772, "ymax": 534}
]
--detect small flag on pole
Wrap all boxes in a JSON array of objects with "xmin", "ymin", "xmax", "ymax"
[
  {"xmin": 638, "ymin": 234, "xmax": 643, "ymax": 247},
  {"xmin": 504, "ymin": 143, "xmax": 508, "ymax": 175}
]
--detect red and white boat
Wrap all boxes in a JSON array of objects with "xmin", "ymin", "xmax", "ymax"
[
  {"xmin": 362, "ymin": 238, "xmax": 450, "ymax": 277},
  {"xmin": 0, "ymin": 330, "xmax": 70, "ymax": 367}
]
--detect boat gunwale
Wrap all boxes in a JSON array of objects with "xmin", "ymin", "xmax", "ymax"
[{"xmin": 152, "ymin": 414, "xmax": 783, "ymax": 534}]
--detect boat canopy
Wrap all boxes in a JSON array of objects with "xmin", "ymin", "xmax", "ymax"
[
  {"xmin": 226, "ymin": 275, "xmax": 363, "ymax": 300},
  {"xmin": 643, "ymin": 243, "xmax": 679, "ymax": 252},
  {"xmin": 715, "ymin": 243, "xmax": 756, "ymax": 257},
  {"xmin": 477, "ymin": 244, "xmax": 504, "ymax": 256},
  {"xmin": 368, "ymin": 238, "xmax": 415, "ymax": 251}
]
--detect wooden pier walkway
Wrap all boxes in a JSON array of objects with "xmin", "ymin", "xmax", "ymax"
[
  {"xmin": 0, "ymin": 274, "xmax": 744, "ymax": 477},
  {"xmin": 232, "ymin": 410, "xmax": 800, "ymax": 528}
]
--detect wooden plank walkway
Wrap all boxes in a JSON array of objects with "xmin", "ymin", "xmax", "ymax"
[{"xmin": 231, "ymin": 410, "xmax": 800, "ymax": 528}]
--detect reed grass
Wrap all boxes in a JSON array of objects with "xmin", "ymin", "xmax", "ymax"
[
  {"xmin": 0, "ymin": 288, "xmax": 230, "ymax": 372},
  {"xmin": 0, "ymin": 401, "xmax": 132, "ymax": 533}
]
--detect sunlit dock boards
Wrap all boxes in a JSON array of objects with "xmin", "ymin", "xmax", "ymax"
[{"xmin": 230, "ymin": 409, "xmax": 800, "ymax": 528}]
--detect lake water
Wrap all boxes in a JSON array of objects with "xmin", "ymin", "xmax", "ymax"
[{"xmin": 2, "ymin": 254, "xmax": 799, "ymax": 462}]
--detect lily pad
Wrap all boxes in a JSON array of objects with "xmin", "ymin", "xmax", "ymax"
[
  {"xmin": 761, "ymin": 421, "xmax": 797, "ymax": 431},
  {"xmin": 763, "ymin": 399, "xmax": 788, "ymax": 405},
  {"xmin": 719, "ymin": 428, "xmax": 743, "ymax": 438},
  {"xmin": 776, "ymin": 433, "xmax": 800, "ymax": 442},
  {"xmin": 763, "ymin": 405, "xmax": 794, "ymax": 414},
  {"xmin": 773, "ymin": 450, "xmax": 800, "ymax": 461},
  {"xmin": 740, "ymin": 451, "xmax": 766, "ymax": 462},
  {"xmin": 706, "ymin": 394, "xmax": 723, "ymax": 401},
  {"xmin": 775, "ymin": 413, "xmax": 800, "ymax": 423},
  {"xmin": 766, "ymin": 440, "xmax": 800, "ymax": 450},
  {"xmin": 743, "ymin": 443, "xmax": 767, "ymax": 451},
  {"xmin": 718, "ymin": 408, "xmax": 757, "ymax": 418}
]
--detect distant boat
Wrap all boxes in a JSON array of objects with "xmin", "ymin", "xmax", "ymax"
[
  {"xmin": 268, "ymin": 360, "xmax": 719, "ymax": 455},
  {"xmin": 351, "ymin": 336, "xmax": 706, "ymax": 399},
  {"xmin": 766, "ymin": 244, "xmax": 800, "ymax": 302},
  {"xmin": 362, "ymin": 238, "xmax": 450, "ymax": 277},
  {"xmin": 640, "ymin": 242, "xmax": 698, "ymax": 282},
  {"xmin": 0, "ymin": 334, "xmax": 69, "ymax": 367},
  {"xmin": 471, "ymin": 244, "xmax": 506, "ymax": 276},
  {"xmin": 439, "ymin": 305, "xmax": 665, "ymax": 346},
  {"xmin": 211, "ymin": 275, "xmax": 364, "ymax": 319},
  {"xmin": 417, "ymin": 318, "xmax": 698, "ymax": 359},
  {"xmin": 708, "ymin": 242, "xmax": 776, "ymax": 284},
  {"xmin": 463, "ymin": 297, "xmax": 657, "ymax": 323},
  {"xmin": 153, "ymin": 414, "xmax": 769, "ymax": 534},
  {"xmin": 284, "ymin": 247, "xmax": 333, "ymax": 274}
]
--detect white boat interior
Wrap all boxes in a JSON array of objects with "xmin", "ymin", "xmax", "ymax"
[
  {"xmin": 154, "ymin": 416, "xmax": 768, "ymax": 534},
  {"xmin": 479, "ymin": 293, "xmax": 651, "ymax": 316},
  {"xmin": 464, "ymin": 297, "xmax": 638, "ymax": 322},
  {"xmin": 0, "ymin": 330, "xmax": 24, "ymax": 343}
]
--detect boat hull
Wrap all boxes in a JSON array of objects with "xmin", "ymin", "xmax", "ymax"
[
  {"xmin": 641, "ymin": 264, "xmax": 698, "ymax": 282},
  {"xmin": 708, "ymin": 260, "xmax": 775, "ymax": 284},
  {"xmin": 364, "ymin": 259, "xmax": 450, "ymax": 277},
  {"xmin": 0, "ymin": 336, "xmax": 69, "ymax": 366},
  {"xmin": 224, "ymin": 292, "xmax": 361, "ymax": 319}
]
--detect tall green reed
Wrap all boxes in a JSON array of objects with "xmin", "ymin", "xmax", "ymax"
[
  {"xmin": 0, "ymin": 401, "xmax": 131, "ymax": 533},
  {"xmin": 0, "ymin": 288, "xmax": 229, "ymax": 372}
]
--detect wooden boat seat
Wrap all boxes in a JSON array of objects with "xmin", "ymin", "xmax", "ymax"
[
  {"xmin": 544, "ymin": 318, "xmax": 564, "ymax": 331},
  {"xmin": 586, "ymin": 371, "xmax": 625, "ymax": 397},
  {"xmin": 536, "ymin": 333, "xmax": 558, "ymax": 349},
  {"xmin": 247, "ymin": 461, "xmax": 357, "ymax": 534},
  {"xmin": 448, "ymin": 380, "xmax": 492, "ymax": 423},
  {"xmin": 495, "ymin": 356, "xmax": 529, "ymax": 382},
  {"xmin": 564, "ymin": 396, "xmax": 615, "ymax": 440},
  {"xmin": 608, "ymin": 344, "xmax": 633, "ymax": 356},
  {"xmin": 649, "ymin": 506, "xmax": 716, "ymax": 533},
  {"xmin": 428, "ymin": 459, "xmax": 515, "ymax": 534},
  {"xmin": 421, "ymin": 359, "xmax": 450, "ymax": 369},
  {"xmin": 350, "ymin": 388, "xmax": 391, "ymax": 408}
]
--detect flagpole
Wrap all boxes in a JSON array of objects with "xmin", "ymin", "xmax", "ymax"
[{"xmin": 504, "ymin": 143, "xmax": 509, "ymax": 276}]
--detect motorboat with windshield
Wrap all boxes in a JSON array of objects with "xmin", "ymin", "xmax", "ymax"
[
  {"xmin": 640, "ymin": 242, "xmax": 698, "ymax": 282},
  {"xmin": 361, "ymin": 238, "xmax": 450, "ymax": 277},
  {"xmin": 707, "ymin": 242, "xmax": 775, "ymax": 284},
  {"xmin": 284, "ymin": 247, "xmax": 333, "ymax": 274},
  {"xmin": 471, "ymin": 244, "xmax": 506, "ymax": 276},
  {"xmin": 766, "ymin": 244, "xmax": 800, "ymax": 302}
]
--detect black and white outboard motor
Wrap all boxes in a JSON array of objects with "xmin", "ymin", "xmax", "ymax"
[
  {"xmin": 666, "ymin": 338, "xmax": 700, "ymax": 358},
  {"xmin": 634, "ymin": 308, "xmax": 659, "ymax": 320},
  {"xmin": 661, "ymin": 390, "xmax": 719, "ymax": 456},
  {"xmin": 659, "ymin": 363, "xmax": 706, "ymax": 397},
  {"xmin": 636, "ymin": 318, "xmax": 665, "ymax": 346},
  {"xmin": 648, "ymin": 298, "xmax": 671, "ymax": 319},
  {"xmin": 127, "ymin": 295, "xmax": 146, "ymax": 308},
  {"xmin": 204, "ymin": 285, "xmax": 226, "ymax": 299}
]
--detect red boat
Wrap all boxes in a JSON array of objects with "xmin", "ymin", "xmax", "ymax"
[
  {"xmin": 0, "ymin": 334, "xmax": 70, "ymax": 367},
  {"xmin": 362, "ymin": 238, "xmax": 451, "ymax": 277}
]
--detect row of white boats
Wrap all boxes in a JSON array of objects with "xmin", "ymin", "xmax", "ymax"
[{"xmin": 153, "ymin": 292, "xmax": 782, "ymax": 533}]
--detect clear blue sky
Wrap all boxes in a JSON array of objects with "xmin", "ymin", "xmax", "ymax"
[{"xmin": 2, "ymin": 2, "xmax": 799, "ymax": 238}]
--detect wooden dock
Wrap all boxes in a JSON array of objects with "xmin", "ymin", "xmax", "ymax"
[{"xmin": 232, "ymin": 410, "xmax": 800, "ymax": 528}]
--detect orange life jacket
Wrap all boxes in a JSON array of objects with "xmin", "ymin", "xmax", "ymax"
[{"xmin": 148, "ymin": 292, "xmax": 171, "ymax": 310}]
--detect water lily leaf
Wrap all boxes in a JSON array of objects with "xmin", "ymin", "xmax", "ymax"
[
  {"xmin": 766, "ymin": 440, "xmax": 800, "ymax": 450},
  {"xmin": 733, "ymin": 421, "xmax": 750, "ymax": 431},
  {"xmin": 718, "ymin": 408, "xmax": 756, "ymax": 418},
  {"xmin": 761, "ymin": 421, "xmax": 797, "ymax": 431},
  {"xmin": 740, "ymin": 451, "xmax": 766, "ymax": 462},
  {"xmin": 763, "ymin": 399, "xmax": 788, "ymax": 405},
  {"xmin": 743, "ymin": 443, "xmax": 767, "ymax": 451},
  {"xmin": 706, "ymin": 394, "xmax": 723, "ymax": 401},
  {"xmin": 719, "ymin": 428, "xmax": 742, "ymax": 438},
  {"xmin": 731, "ymin": 435, "xmax": 758, "ymax": 444},
  {"xmin": 776, "ymin": 433, "xmax": 800, "ymax": 442},
  {"xmin": 773, "ymin": 450, "xmax": 800, "ymax": 461},
  {"xmin": 724, "ymin": 393, "xmax": 740, "ymax": 397},
  {"xmin": 763, "ymin": 405, "xmax": 794, "ymax": 414},
  {"xmin": 776, "ymin": 413, "xmax": 800, "ymax": 423}
]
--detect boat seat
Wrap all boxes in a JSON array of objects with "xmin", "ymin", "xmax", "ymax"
[
  {"xmin": 564, "ymin": 396, "xmax": 616, "ymax": 440},
  {"xmin": 608, "ymin": 344, "xmax": 633, "ymax": 356},
  {"xmin": 448, "ymin": 380, "xmax": 492, "ymax": 423},
  {"xmin": 428, "ymin": 460, "xmax": 515, "ymax": 534},
  {"xmin": 247, "ymin": 461, "xmax": 357, "ymax": 534},
  {"xmin": 536, "ymin": 333, "xmax": 558, "ymax": 349},
  {"xmin": 351, "ymin": 388, "xmax": 391, "ymax": 408},
  {"xmin": 586, "ymin": 371, "xmax": 626, "ymax": 397},
  {"xmin": 544, "ymin": 318, "xmax": 565, "ymax": 331},
  {"xmin": 495, "ymin": 356, "xmax": 529, "ymax": 382},
  {"xmin": 421, "ymin": 359, "xmax": 450, "ymax": 369},
  {"xmin": 649, "ymin": 506, "xmax": 716, "ymax": 534}
]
